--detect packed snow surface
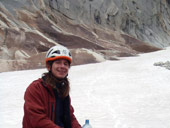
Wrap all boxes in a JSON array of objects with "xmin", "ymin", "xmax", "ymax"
[{"xmin": 0, "ymin": 47, "xmax": 170, "ymax": 128}]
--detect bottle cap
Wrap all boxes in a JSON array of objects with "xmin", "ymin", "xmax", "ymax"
[{"xmin": 85, "ymin": 119, "xmax": 89, "ymax": 124}]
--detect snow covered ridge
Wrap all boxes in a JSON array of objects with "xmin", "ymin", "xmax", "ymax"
[
  {"xmin": 154, "ymin": 61, "xmax": 170, "ymax": 70},
  {"xmin": 1, "ymin": 46, "xmax": 170, "ymax": 128}
]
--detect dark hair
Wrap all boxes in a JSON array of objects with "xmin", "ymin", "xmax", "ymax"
[{"xmin": 43, "ymin": 72, "xmax": 70, "ymax": 99}]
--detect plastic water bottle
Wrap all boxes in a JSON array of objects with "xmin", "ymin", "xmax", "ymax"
[{"xmin": 82, "ymin": 119, "xmax": 92, "ymax": 128}]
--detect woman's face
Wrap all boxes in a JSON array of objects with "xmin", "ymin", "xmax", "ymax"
[{"xmin": 50, "ymin": 59, "xmax": 70, "ymax": 79}]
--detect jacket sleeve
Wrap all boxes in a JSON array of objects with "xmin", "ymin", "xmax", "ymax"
[
  {"xmin": 69, "ymin": 97, "xmax": 82, "ymax": 128},
  {"xmin": 23, "ymin": 81, "xmax": 60, "ymax": 128}
]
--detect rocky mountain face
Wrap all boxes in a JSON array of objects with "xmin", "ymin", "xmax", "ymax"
[{"xmin": 0, "ymin": 0, "xmax": 169, "ymax": 72}]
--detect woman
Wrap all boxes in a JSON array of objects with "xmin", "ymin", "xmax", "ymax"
[{"xmin": 23, "ymin": 45, "xmax": 81, "ymax": 128}]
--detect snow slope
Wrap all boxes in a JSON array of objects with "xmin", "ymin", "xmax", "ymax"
[{"xmin": 0, "ymin": 47, "xmax": 170, "ymax": 128}]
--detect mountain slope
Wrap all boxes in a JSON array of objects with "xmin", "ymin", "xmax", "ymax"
[{"xmin": 1, "ymin": 0, "xmax": 169, "ymax": 72}]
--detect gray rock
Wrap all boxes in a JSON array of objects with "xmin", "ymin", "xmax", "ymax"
[
  {"xmin": 0, "ymin": 0, "xmax": 169, "ymax": 72},
  {"xmin": 154, "ymin": 61, "xmax": 170, "ymax": 70}
]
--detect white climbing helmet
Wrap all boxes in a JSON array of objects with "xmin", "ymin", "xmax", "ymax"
[{"xmin": 45, "ymin": 45, "xmax": 72, "ymax": 64}]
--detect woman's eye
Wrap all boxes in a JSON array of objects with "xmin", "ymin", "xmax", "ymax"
[{"xmin": 64, "ymin": 62, "xmax": 69, "ymax": 66}]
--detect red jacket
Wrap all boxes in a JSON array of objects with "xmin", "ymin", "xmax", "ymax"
[{"xmin": 23, "ymin": 78, "xmax": 81, "ymax": 128}]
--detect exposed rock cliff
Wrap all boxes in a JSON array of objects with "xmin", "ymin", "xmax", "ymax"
[{"xmin": 0, "ymin": 0, "xmax": 169, "ymax": 72}]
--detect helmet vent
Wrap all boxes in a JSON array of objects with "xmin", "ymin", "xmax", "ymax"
[
  {"xmin": 69, "ymin": 52, "xmax": 72, "ymax": 57},
  {"xmin": 52, "ymin": 50, "xmax": 60, "ymax": 54},
  {"xmin": 46, "ymin": 49, "xmax": 53, "ymax": 57}
]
